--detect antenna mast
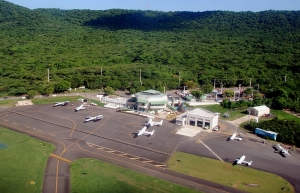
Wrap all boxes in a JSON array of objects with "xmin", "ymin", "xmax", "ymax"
[{"xmin": 147, "ymin": 0, "xmax": 149, "ymax": 10}]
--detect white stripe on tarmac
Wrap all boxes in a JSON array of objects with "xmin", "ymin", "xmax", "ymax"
[{"xmin": 199, "ymin": 140, "xmax": 224, "ymax": 162}]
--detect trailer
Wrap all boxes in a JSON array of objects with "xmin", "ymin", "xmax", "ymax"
[{"xmin": 255, "ymin": 128, "xmax": 278, "ymax": 141}]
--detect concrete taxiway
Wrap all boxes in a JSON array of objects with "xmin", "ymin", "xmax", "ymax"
[{"xmin": 0, "ymin": 104, "xmax": 299, "ymax": 193}]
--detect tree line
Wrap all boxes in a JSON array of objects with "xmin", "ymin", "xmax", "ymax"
[{"xmin": 0, "ymin": 1, "xmax": 300, "ymax": 111}]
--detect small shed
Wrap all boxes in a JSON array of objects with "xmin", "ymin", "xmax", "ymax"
[{"xmin": 248, "ymin": 105, "xmax": 270, "ymax": 117}]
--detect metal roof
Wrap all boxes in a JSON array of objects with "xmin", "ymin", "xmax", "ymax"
[
  {"xmin": 150, "ymin": 101, "xmax": 167, "ymax": 105},
  {"xmin": 188, "ymin": 108, "xmax": 217, "ymax": 118},
  {"xmin": 250, "ymin": 105, "xmax": 270, "ymax": 111}
]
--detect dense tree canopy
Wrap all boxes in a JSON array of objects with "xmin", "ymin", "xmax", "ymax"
[{"xmin": 1, "ymin": 1, "xmax": 300, "ymax": 111}]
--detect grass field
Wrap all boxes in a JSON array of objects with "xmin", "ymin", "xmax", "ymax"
[
  {"xmin": 32, "ymin": 96, "xmax": 105, "ymax": 106},
  {"xmin": 0, "ymin": 99, "xmax": 18, "ymax": 108},
  {"xmin": 168, "ymin": 152, "xmax": 294, "ymax": 193},
  {"xmin": 0, "ymin": 127, "xmax": 55, "ymax": 193},
  {"xmin": 193, "ymin": 105, "xmax": 247, "ymax": 121},
  {"xmin": 70, "ymin": 158, "xmax": 201, "ymax": 193},
  {"xmin": 271, "ymin": 110, "xmax": 300, "ymax": 123},
  {"xmin": 31, "ymin": 96, "xmax": 81, "ymax": 105}
]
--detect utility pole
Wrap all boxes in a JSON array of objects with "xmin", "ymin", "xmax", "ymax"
[
  {"xmin": 140, "ymin": 69, "xmax": 142, "ymax": 86},
  {"xmin": 257, "ymin": 83, "xmax": 259, "ymax": 92},
  {"xmin": 249, "ymin": 78, "xmax": 252, "ymax": 87},
  {"xmin": 178, "ymin": 71, "xmax": 180, "ymax": 87},
  {"xmin": 284, "ymin": 75, "xmax": 286, "ymax": 82},
  {"xmin": 221, "ymin": 84, "xmax": 223, "ymax": 93},
  {"xmin": 47, "ymin": 68, "xmax": 49, "ymax": 83},
  {"xmin": 101, "ymin": 67, "xmax": 102, "ymax": 76},
  {"xmin": 238, "ymin": 84, "xmax": 241, "ymax": 101},
  {"xmin": 213, "ymin": 79, "xmax": 216, "ymax": 91}
]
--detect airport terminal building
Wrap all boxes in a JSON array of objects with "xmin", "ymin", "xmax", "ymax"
[
  {"xmin": 176, "ymin": 108, "xmax": 219, "ymax": 130},
  {"xmin": 135, "ymin": 90, "xmax": 168, "ymax": 113}
]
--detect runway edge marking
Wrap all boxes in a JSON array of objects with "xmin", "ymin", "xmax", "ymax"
[{"xmin": 86, "ymin": 142, "xmax": 166, "ymax": 168}]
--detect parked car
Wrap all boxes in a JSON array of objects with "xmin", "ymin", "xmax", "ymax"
[{"xmin": 213, "ymin": 126, "xmax": 220, "ymax": 131}]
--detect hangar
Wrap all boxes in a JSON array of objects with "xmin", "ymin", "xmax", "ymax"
[
  {"xmin": 176, "ymin": 108, "xmax": 219, "ymax": 130},
  {"xmin": 248, "ymin": 105, "xmax": 270, "ymax": 116}
]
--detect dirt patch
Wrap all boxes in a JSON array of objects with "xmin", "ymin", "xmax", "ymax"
[{"xmin": 244, "ymin": 183, "xmax": 259, "ymax": 188}]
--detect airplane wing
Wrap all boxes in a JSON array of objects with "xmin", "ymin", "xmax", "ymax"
[
  {"xmin": 237, "ymin": 155, "xmax": 246, "ymax": 164},
  {"xmin": 144, "ymin": 130, "xmax": 155, "ymax": 136},
  {"xmin": 96, "ymin": 115, "xmax": 103, "ymax": 120},
  {"xmin": 53, "ymin": 102, "xmax": 63, "ymax": 107},
  {"xmin": 137, "ymin": 127, "xmax": 147, "ymax": 136},
  {"xmin": 85, "ymin": 117, "xmax": 95, "ymax": 122},
  {"xmin": 230, "ymin": 133, "xmax": 237, "ymax": 140}
]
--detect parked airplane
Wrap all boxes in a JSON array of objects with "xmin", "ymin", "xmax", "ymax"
[
  {"xmin": 84, "ymin": 115, "xmax": 103, "ymax": 122},
  {"xmin": 74, "ymin": 104, "xmax": 85, "ymax": 112},
  {"xmin": 53, "ymin": 101, "xmax": 69, "ymax": 107},
  {"xmin": 146, "ymin": 118, "xmax": 163, "ymax": 127},
  {"xmin": 275, "ymin": 144, "xmax": 290, "ymax": 156},
  {"xmin": 230, "ymin": 133, "xmax": 243, "ymax": 141},
  {"xmin": 235, "ymin": 155, "xmax": 253, "ymax": 166},
  {"xmin": 135, "ymin": 126, "xmax": 155, "ymax": 137}
]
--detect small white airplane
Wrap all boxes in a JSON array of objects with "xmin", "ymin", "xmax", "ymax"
[
  {"xmin": 235, "ymin": 155, "xmax": 253, "ymax": 166},
  {"xmin": 275, "ymin": 144, "xmax": 290, "ymax": 156},
  {"xmin": 53, "ymin": 101, "xmax": 69, "ymax": 107},
  {"xmin": 135, "ymin": 126, "xmax": 155, "ymax": 137},
  {"xmin": 74, "ymin": 104, "xmax": 85, "ymax": 112},
  {"xmin": 84, "ymin": 115, "xmax": 103, "ymax": 122},
  {"xmin": 146, "ymin": 118, "xmax": 163, "ymax": 127},
  {"xmin": 230, "ymin": 133, "xmax": 243, "ymax": 141}
]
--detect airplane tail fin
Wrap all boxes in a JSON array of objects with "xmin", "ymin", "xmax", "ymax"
[
  {"xmin": 247, "ymin": 161, "xmax": 253, "ymax": 166},
  {"xmin": 230, "ymin": 133, "xmax": 236, "ymax": 140},
  {"xmin": 148, "ymin": 118, "xmax": 153, "ymax": 126},
  {"xmin": 150, "ymin": 130, "xmax": 155, "ymax": 136}
]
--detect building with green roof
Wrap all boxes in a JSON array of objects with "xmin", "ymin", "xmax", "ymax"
[{"xmin": 135, "ymin": 90, "xmax": 168, "ymax": 112}]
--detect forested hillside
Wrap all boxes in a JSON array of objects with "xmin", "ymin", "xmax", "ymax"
[{"xmin": 1, "ymin": 0, "xmax": 300, "ymax": 111}]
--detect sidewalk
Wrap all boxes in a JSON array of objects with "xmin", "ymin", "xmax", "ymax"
[{"xmin": 227, "ymin": 115, "xmax": 258, "ymax": 125}]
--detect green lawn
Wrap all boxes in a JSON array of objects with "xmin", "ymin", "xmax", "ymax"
[
  {"xmin": 168, "ymin": 152, "xmax": 294, "ymax": 193},
  {"xmin": 0, "ymin": 127, "xmax": 55, "ymax": 193},
  {"xmin": 88, "ymin": 99, "xmax": 105, "ymax": 107},
  {"xmin": 68, "ymin": 89, "xmax": 100, "ymax": 94},
  {"xmin": 70, "ymin": 158, "xmax": 201, "ymax": 193},
  {"xmin": 31, "ymin": 96, "xmax": 81, "ymax": 105},
  {"xmin": 193, "ymin": 105, "xmax": 247, "ymax": 121},
  {"xmin": 271, "ymin": 110, "xmax": 300, "ymax": 123},
  {"xmin": 0, "ymin": 99, "xmax": 18, "ymax": 108}
]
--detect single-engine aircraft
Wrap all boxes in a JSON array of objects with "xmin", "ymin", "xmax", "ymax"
[
  {"xmin": 235, "ymin": 155, "xmax": 253, "ymax": 166},
  {"xmin": 53, "ymin": 101, "xmax": 69, "ymax": 107},
  {"xmin": 135, "ymin": 126, "xmax": 155, "ymax": 137},
  {"xmin": 275, "ymin": 144, "xmax": 290, "ymax": 156},
  {"xmin": 84, "ymin": 115, "xmax": 103, "ymax": 122},
  {"xmin": 146, "ymin": 118, "xmax": 163, "ymax": 127},
  {"xmin": 230, "ymin": 133, "xmax": 243, "ymax": 141},
  {"xmin": 74, "ymin": 104, "xmax": 85, "ymax": 112}
]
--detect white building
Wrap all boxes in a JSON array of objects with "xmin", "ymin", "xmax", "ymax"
[
  {"xmin": 248, "ymin": 105, "xmax": 270, "ymax": 116},
  {"xmin": 101, "ymin": 95, "xmax": 128, "ymax": 109},
  {"xmin": 176, "ymin": 108, "xmax": 219, "ymax": 130},
  {"xmin": 135, "ymin": 90, "xmax": 168, "ymax": 113}
]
